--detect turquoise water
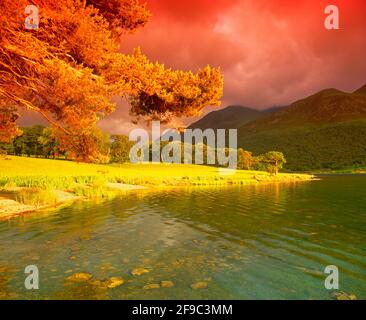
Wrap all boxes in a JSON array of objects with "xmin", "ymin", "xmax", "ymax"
[{"xmin": 0, "ymin": 175, "xmax": 365, "ymax": 299}]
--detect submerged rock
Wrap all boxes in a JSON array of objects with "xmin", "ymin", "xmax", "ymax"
[
  {"xmin": 331, "ymin": 291, "xmax": 357, "ymax": 300},
  {"xmin": 65, "ymin": 273, "xmax": 124, "ymax": 290},
  {"xmin": 105, "ymin": 277, "xmax": 124, "ymax": 289},
  {"xmin": 131, "ymin": 267, "xmax": 149, "ymax": 276},
  {"xmin": 143, "ymin": 283, "xmax": 160, "ymax": 290},
  {"xmin": 65, "ymin": 273, "xmax": 93, "ymax": 282},
  {"xmin": 89, "ymin": 279, "xmax": 104, "ymax": 287},
  {"xmin": 99, "ymin": 262, "xmax": 116, "ymax": 272},
  {"xmin": 161, "ymin": 281, "xmax": 174, "ymax": 288},
  {"xmin": 0, "ymin": 265, "xmax": 12, "ymax": 273},
  {"xmin": 79, "ymin": 234, "xmax": 91, "ymax": 241},
  {"xmin": 190, "ymin": 281, "xmax": 208, "ymax": 290}
]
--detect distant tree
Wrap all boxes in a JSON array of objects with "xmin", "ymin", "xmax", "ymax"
[
  {"xmin": 0, "ymin": 140, "xmax": 13, "ymax": 156},
  {"xmin": 93, "ymin": 129, "xmax": 111, "ymax": 164},
  {"xmin": 0, "ymin": 147, "xmax": 7, "ymax": 159},
  {"xmin": 110, "ymin": 135, "xmax": 134, "ymax": 163},
  {"xmin": 38, "ymin": 127, "xmax": 61, "ymax": 159},
  {"xmin": 237, "ymin": 148, "xmax": 255, "ymax": 170},
  {"xmin": 11, "ymin": 135, "xmax": 25, "ymax": 156},
  {"xmin": 258, "ymin": 151, "xmax": 287, "ymax": 174},
  {"xmin": 12, "ymin": 125, "xmax": 45, "ymax": 157},
  {"xmin": 0, "ymin": 105, "xmax": 21, "ymax": 143},
  {"xmin": 28, "ymin": 125, "xmax": 45, "ymax": 157}
]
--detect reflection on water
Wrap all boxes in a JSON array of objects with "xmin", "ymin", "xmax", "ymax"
[{"xmin": 0, "ymin": 176, "xmax": 365, "ymax": 299}]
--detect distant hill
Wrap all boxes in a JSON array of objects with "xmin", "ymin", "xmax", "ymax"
[
  {"xmin": 242, "ymin": 87, "xmax": 366, "ymax": 130},
  {"xmin": 238, "ymin": 85, "xmax": 366, "ymax": 171},
  {"xmin": 354, "ymin": 84, "xmax": 366, "ymax": 95},
  {"xmin": 160, "ymin": 105, "xmax": 281, "ymax": 143},
  {"xmin": 188, "ymin": 105, "xmax": 282, "ymax": 130}
]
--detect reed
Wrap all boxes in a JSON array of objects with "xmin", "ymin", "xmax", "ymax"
[{"xmin": 0, "ymin": 156, "xmax": 313, "ymax": 207}]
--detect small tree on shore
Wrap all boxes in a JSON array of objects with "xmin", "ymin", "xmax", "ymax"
[
  {"xmin": 38, "ymin": 127, "xmax": 60, "ymax": 159},
  {"xmin": 110, "ymin": 135, "xmax": 134, "ymax": 164},
  {"xmin": 237, "ymin": 148, "xmax": 255, "ymax": 170},
  {"xmin": 259, "ymin": 151, "xmax": 286, "ymax": 175}
]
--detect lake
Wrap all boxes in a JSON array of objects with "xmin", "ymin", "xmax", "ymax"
[{"xmin": 0, "ymin": 175, "xmax": 365, "ymax": 299}]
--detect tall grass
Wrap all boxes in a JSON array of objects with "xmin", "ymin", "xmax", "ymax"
[
  {"xmin": 0, "ymin": 156, "xmax": 313, "ymax": 204},
  {"xmin": 15, "ymin": 189, "xmax": 58, "ymax": 207},
  {"xmin": 0, "ymin": 175, "xmax": 112, "ymax": 190}
]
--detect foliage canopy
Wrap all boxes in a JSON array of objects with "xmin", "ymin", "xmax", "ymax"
[{"xmin": 0, "ymin": 0, "xmax": 223, "ymax": 162}]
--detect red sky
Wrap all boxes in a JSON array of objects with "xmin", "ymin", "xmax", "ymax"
[{"xmin": 20, "ymin": 0, "xmax": 366, "ymax": 133}]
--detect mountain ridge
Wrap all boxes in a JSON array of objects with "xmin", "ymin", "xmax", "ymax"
[
  {"xmin": 237, "ymin": 84, "xmax": 366, "ymax": 170},
  {"xmin": 187, "ymin": 84, "xmax": 366, "ymax": 171},
  {"xmin": 188, "ymin": 105, "xmax": 283, "ymax": 130},
  {"xmin": 240, "ymin": 85, "xmax": 366, "ymax": 132}
]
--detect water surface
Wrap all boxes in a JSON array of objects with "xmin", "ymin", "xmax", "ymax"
[{"xmin": 0, "ymin": 176, "xmax": 365, "ymax": 299}]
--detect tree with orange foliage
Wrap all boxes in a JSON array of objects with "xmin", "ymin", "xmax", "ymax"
[
  {"xmin": 0, "ymin": 0, "xmax": 223, "ymax": 162},
  {"xmin": 0, "ymin": 104, "xmax": 21, "ymax": 143}
]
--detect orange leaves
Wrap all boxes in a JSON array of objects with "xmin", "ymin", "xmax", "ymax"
[
  {"xmin": 0, "ymin": 0, "xmax": 121, "ymax": 161},
  {"xmin": 41, "ymin": 58, "xmax": 115, "ymax": 127},
  {"xmin": 0, "ymin": 0, "xmax": 223, "ymax": 162},
  {"xmin": 126, "ymin": 54, "xmax": 224, "ymax": 122},
  {"xmin": 112, "ymin": 47, "xmax": 224, "ymax": 123},
  {"xmin": 87, "ymin": 0, "xmax": 151, "ymax": 34},
  {"xmin": 0, "ymin": 105, "xmax": 21, "ymax": 143}
]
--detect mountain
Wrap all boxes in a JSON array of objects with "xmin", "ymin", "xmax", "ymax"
[
  {"xmin": 354, "ymin": 84, "xmax": 366, "ymax": 95},
  {"xmin": 238, "ymin": 85, "xmax": 366, "ymax": 171},
  {"xmin": 242, "ymin": 87, "xmax": 366, "ymax": 130},
  {"xmin": 188, "ymin": 105, "xmax": 282, "ymax": 130}
]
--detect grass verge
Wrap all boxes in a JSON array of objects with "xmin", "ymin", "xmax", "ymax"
[{"xmin": 0, "ymin": 156, "xmax": 314, "ymax": 217}]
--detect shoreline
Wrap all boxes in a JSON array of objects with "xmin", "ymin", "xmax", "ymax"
[
  {"xmin": 0, "ymin": 156, "xmax": 314, "ymax": 220},
  {"xmin": 286, "ymin": 169, "xmax": 366, "ymax": 175},
  {"xmin": 0, "ymin": 189, "xmax": 82, "ymax": 220},
  {"xmin": 0, "ymin": 183, "xmax": 149, "ymax": 220},
  {"xmin": 0, "ymin": 176, "xmax": 314, "ymax": 220}
]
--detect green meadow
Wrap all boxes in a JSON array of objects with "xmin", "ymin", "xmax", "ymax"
[
  {"xmin": 0, "ymin": 156, "xmax": 312, "ymax": 188},
  {"xmin": 0, "ymin": 156, "xmax": 312, "ymax": 215}
]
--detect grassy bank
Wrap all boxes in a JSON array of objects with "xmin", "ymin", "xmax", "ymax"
[
  {"xmin": 0, "ymin": 156, "xmax": 313, "ymax": 218},
  {"xmin": 281, "ymin": 165, "xmax": 366, "ymax": 175},
  {"xmin": 0, "ymin": 156, "xmax": 313, "ymax": 187},
  {"xmin": 306, "ymin": 167, "xmax": 366, "ymax": 174}
]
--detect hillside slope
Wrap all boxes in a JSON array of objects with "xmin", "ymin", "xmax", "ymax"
[
  {"xmin": 238, "ymin": 85, "xmax": 366, "ymax": 171},
  {"xmin": 188, "ymin": 105, "xmax": 281, "ymax": 130}
]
